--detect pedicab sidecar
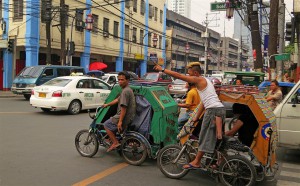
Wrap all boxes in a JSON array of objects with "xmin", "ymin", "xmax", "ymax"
[
  {"xmin": 158, "ymin": 85, "xmax": 278, "ymax": 185},
  {"xmin": 75, "ymin": 84, "xmax": 179, "ymax": 165}
]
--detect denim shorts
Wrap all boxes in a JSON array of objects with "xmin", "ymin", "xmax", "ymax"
[
  {"xmin": 198, "ymin": 107, "xmax": 226, "ymax": 153},
  {"xmin": 103, "ymin": 118, "xmax": 118, "ymax": 132}
]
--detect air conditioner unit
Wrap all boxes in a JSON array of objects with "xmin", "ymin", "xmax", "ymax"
[{"xmin": 103, "ymin": 32, "xmax": 109, "ymax": 38}]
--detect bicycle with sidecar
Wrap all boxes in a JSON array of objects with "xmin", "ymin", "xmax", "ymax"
[
  {"xmin": 75, "ymin": 84, "xmax": 179, "ymax": 165},
  {"xmin": 157, "ymin": 85, "xmax": 278, "ymax": 186}
]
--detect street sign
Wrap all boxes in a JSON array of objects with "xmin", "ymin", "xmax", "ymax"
[
  {"xmin": 275, "ymin": 53, "xmax": 290, "ymax": 61},
  {"xmin": 210, "ymin": 2, "xmax": 241, "ymax": 11}
]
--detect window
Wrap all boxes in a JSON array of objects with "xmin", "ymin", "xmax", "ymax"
[
  {"xmin": 133, "ymin": 0, "xmax": 137, "ymax": 12},
  {"xmin": 148, "ymin": 33, "xmax": 151, "ymax": 46},
  {"xmin": 125, "ymin": 0, "xmax": 130, "ymax": 8},
  {"xmin": 114, "ymin": 0, "xmax": 119, "ymax": 2},
  {"xmin": 75, "ymin": 9, "xmax": 84, "ymax": 32},
  {"xmin": 107, "ymin": 76, "xmax": 117, "ymax": 85},
  {"xmin": 13, "ymin": 0, "xmax": 23, "ymax": 22},
  {"xmin": 125, "ymin": 25, "xmax": 129, "ymax": 40},
  {"xmin": 43, "ymin": 69, "xmax": 54, "ymax": 77},
  {"xmin": 57, "ymin": 68, "xmax": 70, "ymax": 76},
  {"xmin": 140, "ymin": 0, "xmax": 145, "ymax": 15},
  {"xmin": 92, "ymin": 80, "xmax": 109, "ymax": 90},
  {"xmin": 159, "ymin": 35, "xmax": 162, "ymax": 49},
  {"xmin": 132, "ymin": 27, "xmax": 137, "ymax": 43},
  {"xmin": 77, "ymin": 80, "xmax": 92, "ymax": 88},
  {"xmin": 103, "ymin": 18, "xmax": 109, "ymax": 35},
  {"xmin": 92, "ymin": 14, "xmax": 98, "ymax": 33},
  {"xmin": 113, "ymin": 21, "xmax": 119, "ymax": 38},
  {"xmin": 149, "ymin": 4, "xmax": 153, "ymax": 18},
  {"xmin": 140, "ymin": 30, "xmax": 144, "ymax": 44},
  {"xmin": 160, "ymin": 10, "xmax": 163, "ymax": 23},
  {"xmin": 154, "ymin": 7, "xmax": 158, "ymax": 21}
]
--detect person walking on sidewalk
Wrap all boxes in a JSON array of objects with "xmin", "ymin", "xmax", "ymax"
[
  {"xmin": 153, "ymin": 62, "xmax": 225, "ymax": 169},
  {"xmin": 102, "ymin": 71, "xmax": 136, "ymax": 152}
]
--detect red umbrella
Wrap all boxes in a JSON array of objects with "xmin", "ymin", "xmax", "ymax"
[{"xmin": 89, "ymin": 62, "xmax": 107, "ymax": 71}]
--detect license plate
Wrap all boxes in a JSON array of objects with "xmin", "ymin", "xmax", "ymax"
[
  {"xmin": 39, "ymin": 93, "xmax": 46, "ymax": 98},
  {"xmin": 174, "ymin": 86, "xmax": 181, "ymax": 90}
]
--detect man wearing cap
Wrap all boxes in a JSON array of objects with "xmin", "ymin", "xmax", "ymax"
[{"xmin": 153, "ymin": 62, "xmax": 225, "ymax": 169}]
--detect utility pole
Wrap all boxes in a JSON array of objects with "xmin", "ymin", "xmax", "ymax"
[
  {"xmin": 277, "ymin": 0, "xmax": 285, "ymax": 81},
  {"xmin": 248, "ymin": 0, "xmax": 263, "ymax": 71},
  {"xmin": 60, "ymin": 0, "xmax": 66, "ymax": 66},
  {"xmin": 238, "ymin": 19, "xmax": 242, "ymax": 71},
  {"xmin": 268, "ymin": 0, "xmax": 280, "ymax": 80},
  {"xmin": 45, "ymin": 0, "xmax": 52, "ymax": 65}
]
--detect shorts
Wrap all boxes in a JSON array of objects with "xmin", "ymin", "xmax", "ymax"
[
  {"xmin": 103, "ymin": 118, "xmax": 119, "ymax": 132},
  {"xmin": 198, "ymin": 107, "xmax": 225, "ymax": 153}
]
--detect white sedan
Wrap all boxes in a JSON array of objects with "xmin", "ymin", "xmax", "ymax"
[{"xmin": 30, "ymin": 76, "xmax": 111, "ymax": 114}]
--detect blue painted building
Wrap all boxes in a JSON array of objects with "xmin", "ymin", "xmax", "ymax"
[{"xmin": 0, "ymin": 0, "xmax": 167, "ymax": 90}]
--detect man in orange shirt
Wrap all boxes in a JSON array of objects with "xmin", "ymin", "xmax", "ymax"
[{"xmin": 178, "ymin": 82, "xmax": 201, "ymax": 129}]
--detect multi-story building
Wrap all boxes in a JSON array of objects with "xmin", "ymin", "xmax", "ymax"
[
  {"xmin": 166, "ymin": 10, "xmax": 221, "ymax": 74},
  {"xmin": 0, "ymin": 0, "xmax": 167, "ymax": 90},
  {"xmin": 167, "ymin": 0, "xmax": 191, "ymax": 19},
  {"xmin": 219, "ymin": 37, "xmax": 250, "ymax": 72}
]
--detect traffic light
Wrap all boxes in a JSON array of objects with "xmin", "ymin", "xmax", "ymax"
[
  {"xmin": 69, "ymin": 41, "xmax": 75, "ymax": 55},
  {"xmin": 285, "ymin": 18, "xmax": 295, "ymax": 43},
  {"xmin": 8, "ymin": 40, "xmax": 14, "ymax": 53}
]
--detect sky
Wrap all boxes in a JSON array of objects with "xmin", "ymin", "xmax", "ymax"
[{"xmin": 190, "ymin": 0, "xmax": 294, "ymax": 38}]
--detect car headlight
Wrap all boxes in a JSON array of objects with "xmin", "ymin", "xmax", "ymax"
[
  {"xmin": 27, "ymin": 84, "xmax": 36, "ymax": 88},
  {"xmin": 12, "ymin": 83, "xmax": 16, "ymax": 88}
]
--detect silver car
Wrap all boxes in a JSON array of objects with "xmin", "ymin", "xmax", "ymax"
[{"xmin": 168, "ymin": 79, "xmax": 188, "ymax": 97}]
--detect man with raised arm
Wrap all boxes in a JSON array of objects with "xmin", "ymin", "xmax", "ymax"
[{"xmin": 153, "ymin": 62, "xmax": 225, "ymax": 169}]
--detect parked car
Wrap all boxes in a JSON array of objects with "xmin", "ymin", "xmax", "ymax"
[
  {"xmin": 30, "ymin": 76, "xmax": 111, "ymax": 114},
  {"xmin": 132, "ymin": 72, "xmax": 173, "ymax": 89},
  {"xmin": 168, "ymin": 79, "xmax": 188, "ymax": 97},
  {"xmin": 11, "ymin": 65, "xmax": 85, "ymax": 100},
  {"xmin": 206, "ymin": 77, "xmax": 222, "ymax": 86}
]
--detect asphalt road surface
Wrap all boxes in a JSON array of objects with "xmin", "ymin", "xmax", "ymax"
[{"xmin": 0, "ymin": 97, "xmax": 299, "ymax": 186}]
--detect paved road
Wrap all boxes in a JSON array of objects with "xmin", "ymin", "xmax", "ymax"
[{"xmin": 0, "ymin": 97, "xmax": 299, "ymax": 186}]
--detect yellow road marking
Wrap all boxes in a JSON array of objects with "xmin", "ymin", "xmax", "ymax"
[{"xmin": 72, "ymin": 163, "xmax": 128, "ymax": 186}]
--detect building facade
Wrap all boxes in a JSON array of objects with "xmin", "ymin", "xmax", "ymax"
[
  {"xmin": 167, "ymin": 0, "xmax": 191, "ymax": 19},
  {"xmin": 166, "ymin": 10, "xmax": 221, "ymax": 74},
  {"xmin": 0, "ymin": 0, "xmax": 167, "ymax": 90}
]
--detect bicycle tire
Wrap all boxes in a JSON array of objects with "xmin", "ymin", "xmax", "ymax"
[
  {"xmin": 75, "ymin": 129, "xmax": 99, "ymax": 157},
  {"xmin": 157, "ymin": 144, "xmax": 190, "ymax": 179},
  {"xmin": 121, "ymin": 136, "xmax": 148, "ymax": 166},
  {"xmin": 218, "ymin": 155, "xmax": 257, "ymax": 186}
]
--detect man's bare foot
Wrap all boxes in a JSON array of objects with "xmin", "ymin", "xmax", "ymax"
[{"xmin": 106, "ymin": 143, "xmax": 121, "ymax": 152}]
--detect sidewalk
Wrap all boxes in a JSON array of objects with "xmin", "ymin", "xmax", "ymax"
[{"xmin": 0, "ymin": 91, "xmax": 22, "ymax": 98}]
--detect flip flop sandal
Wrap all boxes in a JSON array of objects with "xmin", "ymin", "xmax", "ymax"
[{"xmin": 183, "ymin": 163, "xmax": 201, "ymax": 170}]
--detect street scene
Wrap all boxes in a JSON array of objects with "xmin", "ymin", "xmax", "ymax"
[{"xmin": 1, "ymin": 0, "xmax": 300, "ymax": 186}]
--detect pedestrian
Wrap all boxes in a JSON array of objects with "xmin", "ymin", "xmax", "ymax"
[
  {"xmin": 102, "ymin": 71, "xmax": 136, "ymax": 152},
  {"xmin": 153, "ymin": 62, "xmax": 225, "ymax": 170},
  {"xmin": 265, "ymin": 80, "xmax": 283, "ymax": 110}
]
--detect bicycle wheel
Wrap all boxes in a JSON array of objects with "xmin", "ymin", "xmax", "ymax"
[
  {"xmin": 228, "ymin": 116, "xmax": 238, "ymax": 130},
  {"xmin": 121, "ymin": 136, "xmax": 148, "ymax": 166},
  {"xmin": 157, "ymin": 144, "xmax": 190, "ymax": 179},
  {"xmin": 75, "ymin": 129, "xmax": 99, "ymax": 157},
  {"xmin": 218, "ymin": 155, "xmax": 257, "ymax": 186}
]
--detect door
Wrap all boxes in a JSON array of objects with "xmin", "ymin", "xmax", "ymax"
[
  {"xmin": 278, "ymin": 86, "xmax": 300, "ymax": 146},
  {"xmin": 92, "ymin": 79, "xmax": 111, "ymax": 106},
  {"xmin": 76, "ymin": 79, "xmax": 96, "ymax": 109}
]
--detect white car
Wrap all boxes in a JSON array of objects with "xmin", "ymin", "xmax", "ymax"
[{"xmin": 30, "ymin": 76, "xmax": 111, "ymax": 114}]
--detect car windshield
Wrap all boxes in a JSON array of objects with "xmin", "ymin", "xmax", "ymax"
[
  {"xmin": 43, "ymin": 78, "xmax": 72, "ymax": 87},
  {"xmin": 174, "ymin": 79, "xmax": 186, "ymax": 84},
  {"xmin": 141, "ymin": 73, "xmax": 159, "ymax": 81},
  {"xmin": 18, "ymin": 66, "xmax": 43, "ymax": 78}
]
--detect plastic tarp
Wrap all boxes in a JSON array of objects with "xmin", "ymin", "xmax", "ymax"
[{"xmin": 130, "ymin": 95, "xmax": 152, "ymax": 139}]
